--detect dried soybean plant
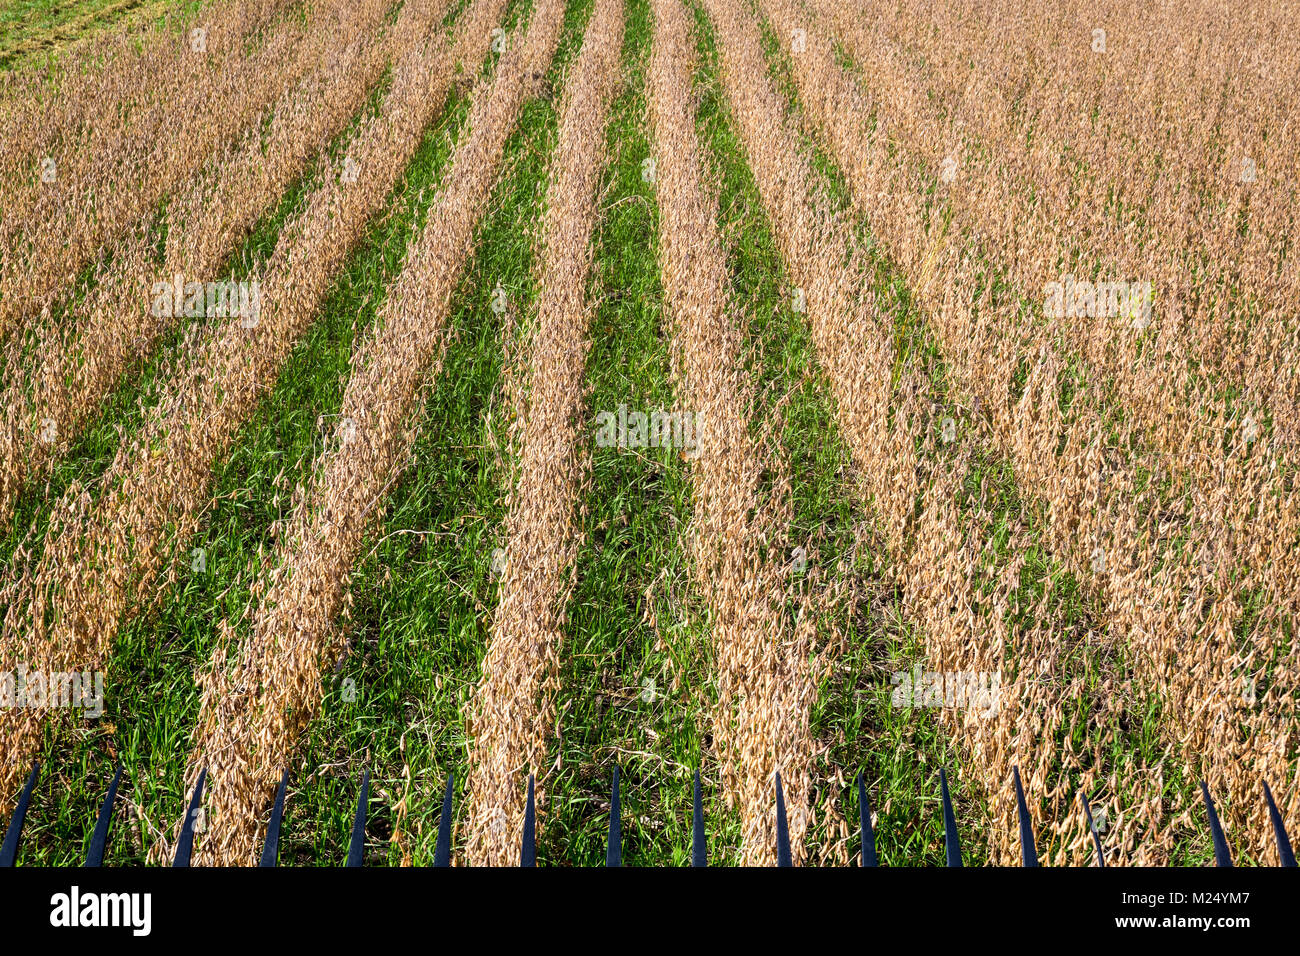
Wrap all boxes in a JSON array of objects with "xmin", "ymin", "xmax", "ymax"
[
  {"xmin": 857, "ymin": 0, "xmax": 1300, "ymax": 420},
  {"xmin": 182, "ymin": 0, "xmax": 569, "ymax": 866},
  {"xmin": 819, "ymin": 0, "xmax": 1300, "ymax": 494},
  {"xmin": 0, "ymin": 0, "xmax": 442, "ymax": 529},
  {"xmin": 647, "ymin": 0, "xmax": 820, "ymax": 865},
  {"xmin": 0, "ymin": 0, "xmax": 515, "ymax": 812},
  {"xmin": 793, "ymin": 0, "xmax": 1297, "ymax": 859},
  {"xmin": 757, "ymin": 0, "xmax": 1183, "ymax": 862},
  {"xmin": 704, "ymin": 0, "xmax": 1130, "ymax": 865},
  {"xmin": 0, "ymin": 0, "xmax": 327, "ymax": 342},
  {"xmin": 0, "ymin": 0, "xmax": 301, "ymax": 215},
  {"xmin": 461, "ymin": 0, "xmax": 625, "ymax": 866}
]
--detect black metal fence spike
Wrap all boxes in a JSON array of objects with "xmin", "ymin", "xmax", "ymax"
[
  {"xmin": 940, "ymin": 767, "xmax": 962, "ymax": 867},
  {"xmin": 1200, "ymin": 780, "xmax": 1233, "ymax": 867},
  {"xmin": 521, "ymin": 774, "xmax": 536, "ymax": 867},
  {"xmin": 24, "ymin": 761, "xmax": 1293, "ymax": 867},
  {"xmin": 691, "ymin": 769, "xmax": 706, "ymax": 867},
  {"xmin": 259, "ymin": 769, "xmax": 290, "ymax": 868},
  {"xmin": 345, "ymin": 769, "xmax": 369, "ymax": 867},
  {"xmin": 607, "ymin": 766, "xmax": 622, "ymax": 867},
  {"xmin": 1079, "ymin": 791, "xmax": 1106, "ymax": 867},
  {"xmin": 1262, "ymin": 780, "xmax": 1296, "ymax": 867},
  {"xmin": 1012, "ymin": 767, "xmax": 1039, "ymax": 867},
  {"xmin": 1, "ymin": 761, "xmax": 39, "ymax": 867},
  {"xmin": 434, "ymin": 772, "xmax": 454, "ymax": 867},
  {"xmin": 775, "ymin": 771, "xmax": 792, "ymax": 867},
  {"xmin": 85, "ymin": 764, "xmax": 123, "ymax": 867},
  {"xmin": 857, "ymin": 772, "xmax": 877, "ymax": 867},
  {"xmin": 173, "ymin": 767, "xmax": 207, "ymax": 868}
]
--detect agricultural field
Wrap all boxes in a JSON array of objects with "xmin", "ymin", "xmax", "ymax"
[
  {"xmin": 0, "ymin": 0, "xmax": 197, "ymax": 68},
  {"xmin": 0, "ymin": 0, "xmax": 1296, "ymax": 868}
]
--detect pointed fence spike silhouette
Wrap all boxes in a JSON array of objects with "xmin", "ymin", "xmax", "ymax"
[
  {"xmin": 857, "ymin": 773, "xmax": 877, "ymax": 867},
  {"xmin": 1079, "ymin": 791, "xmax": 1106, "ymax": 867},
  {"xmin": 0, "ymin": 762, "xmax": 39, "ymax": 867},
  {"xmin": 1262, "ymin": 780, "xmax": 1296, "ymax": 867},
  {"xmin": 692, "ymin": 769, "xmax": 706, "ymax": 867},
  {"xmin": 434, "ymin": 772, "xmax": 454, "ymax": 867},
  {"xmin": 345, "ymin": 770, "xmax": 369, "ymax": 867},
  {"xmin": 607, "ymin": 766, "xmax": 622, "ymax": 867},
  {"xmin": 775, "ymin": 772, "xmax": 792, "ymax": 867},
  {"xmin": 173, "ymin": 767, "xmax": 206, "ymax": 867},
  {"xmin": 521, "ymin": 775, "xmax": 536, "ymax": 867},
  {"xmin": 259, "ymin": 769, "xmax": 290, "ymax": 867},
  {"xmin": 940, "ymin": 767, "xmax": 962, "ymax": 867},
  {"xmin": 1200, "ymin": 781, "xmax": 1233, "ymax": 867},
  {"xmin": 1012, "ymin": 767, "xmax": 1038, "ymax": 867},
  {"xmin": 85, "ymin": 764, "xmax": 123, "ymax": 867}
]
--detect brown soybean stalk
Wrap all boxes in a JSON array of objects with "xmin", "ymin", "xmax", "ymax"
[
  {"xmin": 0, "ymin": 0, "xmax": 444, "ymax": 530},
  {"xmin": 0, "ymin": 0, "xmax": 326, "ymax": 342},
  {"xmin": 822, "ymin": 0, "xmax": 1300, "ymax": 716},
  {"xmin": 753, "ymin": 0, "xmax": 1060, "ymax": 863},
  {"xmin": 647, "ymin": 0, "xmax": 817, "ymax": 865},
  {"xmin": 695, "ymin": 0, "xmax": 903, "ymax": 557},
  {"xmin": 0, "ymin": 0, "xmax": 300, "ymax": 190},
  {"xmin": 816, "ymin": 0, "xmax": 1300, "ymax": 606},
  {"xmin": 843, "ymin": 0, "xmax": 1300, "ymax": 427},
  {"xmin": 702, "ymin": 0, "xmax": 1133, "ymax": 864},
  {"xmin": 461, "ymin": 0, "xmax": 624, "ymax": 866},
  {"xmin": 817, "ymin": 0, "xmax": 1300, "ymax": 548},
  {"xmin": 778, "ymin": 0, "xmax": 1296, "ymax": 858},
  {"xmin": 183, "ymin": 0, "xmax": 569, "ymax": 866},
  {"xmin": 0, "ymin": 0, "xmax": 514, "ymax": 810},
  {"xmin": 753, "ymin": 0, "xmax": 1183, "ymax": 862}
]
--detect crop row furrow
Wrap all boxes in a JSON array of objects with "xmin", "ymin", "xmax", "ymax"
[
  {"xmin": 461, "ymin": 0, "xmax": 624, "ymax": 866},
  {"xmin": 183, "ymin": 0, "xmax": 568, "ymax": 866},
  {"xmin": 0, "ymin": 0, "xmax": 514, "ymax": 810}
]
